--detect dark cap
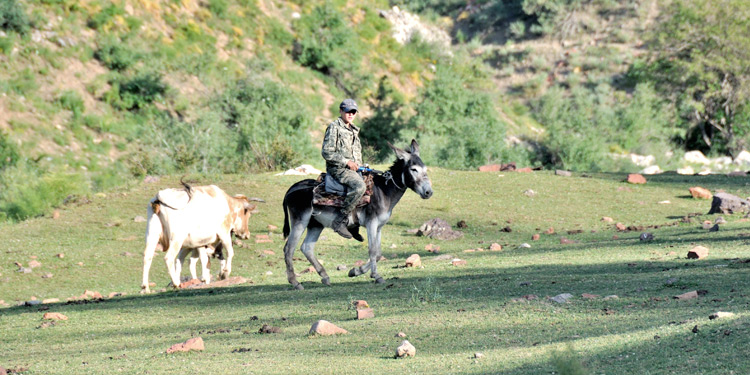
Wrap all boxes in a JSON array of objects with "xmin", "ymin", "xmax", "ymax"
[{"xmin": 339, "ymin": 98, "xmax": 358, "ymax": 112}]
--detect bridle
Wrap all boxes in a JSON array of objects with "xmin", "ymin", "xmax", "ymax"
[{"xmin": 382, "ymin": 169, "xmax": 405, "ymax": 191}]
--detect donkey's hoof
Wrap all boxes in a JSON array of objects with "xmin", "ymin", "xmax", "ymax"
[
  {"xmin": 321, "ymin": 277, "xmax": 331, "ymax": 286},
  {"xmin": 374, "ymin": 277, "xmax": 385, "ymax": 284},
  {"xmin": 348, "ymin": 268, "xmax": 362, "ymax": 277},
  {"xmin": 293, "ymin": 283, "xmax": 304, "ymax": 290}
]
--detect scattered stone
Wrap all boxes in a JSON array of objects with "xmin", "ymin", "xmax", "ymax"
[
  {"xmin": 267, "ymin": 224, "xmax": 278, "ymax": 231},
  {"xmin": 356, "ymin": 308, "xmax": 375, "ymax": 320},
  {"xmin": 377, "ymin": 255, "xmax": 387, "ymax": 261},
  {"xmin": 519, "ymin": 243, "xmax": 531, "ymax": 249},
  {"xmin": 259, "ymin": 324, "xmax": 281, "ymax": 334},
  {"xmin": 489, "ymin": 243, "xmax": 502, "ymax": 251},
  {"xmin": 456, "ymin": 220, "xmax": 468, "ymax": 228},
  {"xmin": 25, "ymin": 300, "xmax": 42, "ymax": 306},
  {"xmin": 255, "ymin": 234, "xmax": 272, "ymax": 243},
  {"xmin": 309, "ymin": 320, "xmax": 348, "ymax": 335},
  {"xmin": 709, "ymin": 224, "xmax": 719, "ymax": 232},
  {"xmin": 658, "ymin": 200, "xmax": 671, "ymax": 204},
  {"xmin": 715, "ymin": 217, "xmax": 727, "ymax": 224},
  {"xmin": 143, "ymin": 175, "xmax": 160, "ymax": 183},
  {"xmin": 677, "ymin": 166, "xmax": 695, "ymax": 175},
  {"xmin": 523, "ymin": 189, "xmax": 536, "ymax": 197},
  {"xmin": 501, "ymin": 226, "xmax": 512, "ymax": 233},
  {"xmin": 560, "ymin": 237, "xmax": 575, "ymax": 244},
  {"xmin": 416, "ymin": 218, "xmax": 463, "ymax": 240},
  {"xmin": 52, "ymin": 210, "xmax": 60, "ymax": 219},
  {"xmin": 18, "ymin": 267, "xmax": 32, "ymax": 274},
  {"xmin": 639, "ymin": 233, "xmax": 654, "ymax": 242},
  {"xmin": 42, "ymin": 298, "xmax": 59, "ymax": 304},
  {"xmin": 188, "ymin": 276, "xmax": 249, "ymax": 289},
  {"xmin": 390, "ymin": 243, "xmax": 397, "ymax": 249},
  {"xmin": 689, "ymin": 187, "xmax": 712, "ymax": 199},
  {"xmin": 179, "ymin": 279, "xmax": 202, "ymax": 289},
  {"xmin": 555, "ymin": 170, "xmax": 572, "ymax": 177},
  {"xmin": 301, "ymin": 266, "xmax": 316, "ymax": 274},
  {"xmin": 432, "ymin": 254, "xmax": 453, "ymax": 261},
  {"xmin": 76, "ymin": 262, "xmax": 83, "ymax": 266},
  {"xmin": 702, "ymin": 220, "xmax": 713, "ymax": 230},
  {"xmin": 674, "ymin": 291, "xmax": 699, "ymax": 300},
  {"xmin": 396, "ymin": 332, "xmax": 407, "ymax": 338},
  {"xmin": 83, "ymin": 290, "xmax": 103, "ymax": 299},
  {"xmin": 544, "ymin": 227, "xmax": 555, "ymax": 235},
  {"xmin": 451, "ymin": 259, "xmax": 467, "ymax": 266},
  {"xmin": 687, "ymin": 246, "xmax": 709, "ymax": 259},
  {"xmin": 405, "ymin": 254, "xmax": 421, "ymax": 268},
  {"xmin": 531, "ymin": 234, "xmax": 540, "ymax": 241},
  {"xmin": 581, "ymin": 293, "xmax": 599, "ymax": 299},
  {"xmin": 28, "ymin": 260, "xmax": 41, "ymax": 268},
  {"xmin": 474, "ymin": 352, "xmax": 485, "ymax": 359},
  {"xmin": 709, "ymin": 312, "xmax": 734, "ymax": 320},
  {"xmin": 550, "ymin": 293, "xmax": 573, "ymax": 304},
  {"xmin": 708, "ymin": 192, "xmax": 750, "ymax": 214},
  {"xmin": 601, "ymin": 217, "xmax": 614, "ymax": 223},
  {"xmin": 336, "ymin": 264, "xmax": 347, "ymax": 271},
  {"xmin": 425, "ymin": 243, "xmax": 440, "ymax": 252},
  {"xmin": 166, "ymin": 337, "xmax": 205, "ymax": 353},
  {"xmin": 627, "ymin": 174, "xmax": 646, "ymax": 184},
  {"xmin": 43, "ymin": 312, "xmax": 68, "ymax": 320},
  {"xmin": 463, "ymin": 249, "xmax": 476, "ymax": 253},
  {"xmin": 262, "ymin": 250, "xmax": 275, "ymax": 255},
  {"xmin": 133, "ymin": 216, "xmax": 147, "ymax": 223},
  {"xmin": 603, "ymin": 295, "xmax": 619, "ymax": 300},
  {"xmin": 55, "ymin": 253, "xmax": 64, "ymax": 259},
  {"xmin": 614, "ymin": 222, "xmax": 627, "ymax": 231},
  {"xmin": 395, "ymin": 340, "xmax": 416, "ymax": 358}
]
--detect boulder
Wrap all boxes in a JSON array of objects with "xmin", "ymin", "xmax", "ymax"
[
  {"xmin": 627, "ymin": 174, "xmax": 646, "ymax": 184},
  {"xmin": 42, "ymin": 312, "xmax": 68, "ymax": 320},
  {"xmin": 166, "ymin": 337, "xmax": 204, "ymax": 353},
  {"xmin": 417, "ymin": 218, "xmax": 463, "ymax": 240},
  {"xmin": 356, "ymin": 308, "xmax": 375, "ymax": 320},
  {"xmin": 309, "ymin": 320, "xmax": 348, "ymax": 336},
  {"xmin": 395, "ymin": 340, "xmax": 416, "ymax": 358},
  {"xmin": 689, "ymin": 186, "xmax": 712, "ymax": 199},
  {"xmin": 708, "ymin": 192, "xmax": 750, "ymax": 214},
  {"xmin": 687, "ymin": 246, "xmax": 709, "ymax": 259},
  {"xmin": 709, "ymin": 312, "xmax": 734, "ymax": 320},
  {"xmin": 405, "ymin": 254, "xmax": 421, "ymax": 268},
  {"xmin": 550, "ymin": 293, "xmax": 573, "ymax": 303},
  {"xmin": 674, "ymin": 291, "xmax": 698, "ymax": 300},
  {"xmin": 684, "ymin": 150, "xmax": 710, "ymax": 165}
]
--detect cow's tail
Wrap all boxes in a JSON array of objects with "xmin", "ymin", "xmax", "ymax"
[
  {"xmin": 282, "ymin": 194, "xmax": 291, "ymax": 240},
  {"xmin": 180, "ymin": 176, "xmax": 193, "ymax": 201}
]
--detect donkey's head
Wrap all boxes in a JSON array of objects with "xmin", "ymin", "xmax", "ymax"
[{"xmin": 389, "ymin": 139, "xmax": 433, "ymax": 199}]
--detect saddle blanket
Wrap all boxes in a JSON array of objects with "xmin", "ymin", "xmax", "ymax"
[{"xmin": 312, "ymin": 173, "xmax": 374, "ymax": 208}]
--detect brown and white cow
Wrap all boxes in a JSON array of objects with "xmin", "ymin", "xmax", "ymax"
[{"xmin": 141, "ymin": 184, "xmax": 255, "ymax": 293}]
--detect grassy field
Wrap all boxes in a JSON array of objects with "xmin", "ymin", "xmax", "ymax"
[{"xmin": 2, "ymin": 168, "xmax": 750, "ymax": 374}]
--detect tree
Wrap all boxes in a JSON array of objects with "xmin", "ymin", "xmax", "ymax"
[{"xmin": 641, "ymin": 0, "xmax": 750, "ymax": 156}]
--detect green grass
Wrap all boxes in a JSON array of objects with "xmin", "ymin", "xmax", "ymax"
[{"xmin": 2, "ymin": 170, "xmax": 750, "ymax": 374}]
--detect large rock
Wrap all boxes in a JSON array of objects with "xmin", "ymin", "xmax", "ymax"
[
  {"xmin": 417, "ymin": 218, "xmax": 463, "ymax": 240},
  {"xmin": 309, "ymin": 320, "xmax": 348, "ymax": 336},
  {"xmin": 405, "ymin": 254, "xmax": 422, "ymax": 268},
  {"xmin": 687, "ymin": 246, "xmax": 709, "ymax": 259},
  {"xmin": 708, "ymin": 192, "xmax": 750, "ymax": 214},
  {"xmin": 626, "ymin": 174, "xmax": 646, "ymax": 184},
  {"xmin": 689, "ymin": 187, "xmax": 712, "ymax": 199},
  {"xmin": 379, "ymin": 6, "xmax": 450, "ymax": 48},
  {"xmin": 42, "ymin": 312, "xmax": 68, "ymax": 320},
  {"xmin": 166, "ymin": 337, "xmax": 204, "ymax": 353},
  {"xmin": 684, "ymin": 150, "xmax": 711, "ymax": 165},
  {"xmin": 395, "ymin": 340, "xmax": 416, "ymax": 358}
]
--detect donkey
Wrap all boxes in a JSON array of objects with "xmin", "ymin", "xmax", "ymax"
[{"xmin": 282, "ymin": 139, "xmax": 433, "ymax": 289}]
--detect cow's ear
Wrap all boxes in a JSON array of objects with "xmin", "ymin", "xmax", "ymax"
[
  {"xmin": 388, "ymin": 141, "xmax": 410, "ymax": 160},
  {"xmin": 245, "ymin": 203, "xmax": 256, "ymax": 212}
]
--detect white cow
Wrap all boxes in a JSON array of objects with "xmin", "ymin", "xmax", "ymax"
[{"xmin": 141, "ymin": 184, "xmax": 255, "ymax": 293}]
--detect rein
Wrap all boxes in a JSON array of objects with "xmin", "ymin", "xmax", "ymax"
[{"xmin": 381, "ymin": 170, "xmax": 405, "ymax": 190}]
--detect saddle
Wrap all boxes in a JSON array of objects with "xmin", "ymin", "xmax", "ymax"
[{"xmin": 312, "ymin": 172, "xmax": 374, "ymax": 207}]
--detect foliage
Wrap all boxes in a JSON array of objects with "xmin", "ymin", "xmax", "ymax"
[
  {"xmin": 360, "ymin": 76, "xmax": 408, "ymax": 162},
  {"xmin": 108, "ymin": 72, "xmax": 167, "ymax": 111},
  {"xmin": 94, "ymin": 35, "xmax": 138, "ymax": 71},
  {"xmin": 86, "ymin": 3, "xmax": 125, "ymax": 30},
  {"xmin": 633, "ymin": 0, "xmax": 750, "ymax": 157},
  {"xmin": 0, "ymin": 164, "xmax": 89, "ymax": 222},
  {"xmin": 56, "ymin": 90, "xmax": 85, "ymax": 121},
  {"xmin": 0, "ymin": 131, "xmax": 19, "ymax": 171},
  {"xmin": 0, "ymin": 0, "xmax": 30, "ymax": 34}
]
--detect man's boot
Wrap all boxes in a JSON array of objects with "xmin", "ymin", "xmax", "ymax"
[
  {"xmin": 331, "ymin": 213, "xmax": 353, "ymax": 239},
  {"xmin": 348, "ymin": 225, "xmax": 364, "ymax": 242}
]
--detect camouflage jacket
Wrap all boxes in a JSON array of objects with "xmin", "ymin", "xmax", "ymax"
[{"xmin": 321, "ymin": 117, "xmax": 362, "ymax": 171}]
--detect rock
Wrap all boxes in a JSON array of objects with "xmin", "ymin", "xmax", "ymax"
[
  {"xmin": 523, "ymin": 189, "xmax": 536, "ymax": 197},
  {"xmin": 255, "ymin": 234, "xmax": 272, "ymax": 243},
  {"xmin": 517, "ymin": 167, "xmax": 533, "ymax": 173},
  {"xmin": 687, "ymin": 246, "xmax": 709, "ymax": 259},
  {"xmin": 190, "ymin": 276, "xmax": 249, "ymax": 289},
  {"xmin": 478, "ymin": 163, "xmax": 516, "ymax": 172},
  {"xmin": 550, "ymin": 293, "xmax": 573, "ymax": 303},
  {"xmin": 715, "ymin": 217, "xmax": 727, "ymax": 224},
  {"xmin": 274, "ymin": 164, "xmax": 322, "ymax": 176},
  {"xmin": 267, "ymin": 224, "xmax": 278, "ymax": 231},
  {"xmin": 708, "ymin": 192, "xmax": 750, "ymax": 214},
  {"xmin": 451, "ymin": 259, "xmax": 467, "ymax": 266},
  {"xmin": 417, "ymin": 218, "xmax": 463, "ymax": 240},
  {"xmin": 544, "ymin": 227, "xmax": 555, "ymax": 235},
  {"xmin": 405, "ymin": 254, "xmax": 421, "ymax": 268},
  {"xmin": 396, "ymin": 332, "xmax": 407, "ymax": 338},
  {"xmin": 640, "ymin": 165, "xmax": 662, "ymax": 175},
  {"xmin": 395, "ymin": 340, "xmax": 416, "ymax": 358},
  {"xmin": 309, "ymin": 320, "xmax": 348, "ymax": 335},
  {"xmin": 108, "ymin": 292, "xmax": 126, "ymax": 298},
  {"xmin": 555, "ymin": 170, "xmax": 572, "ymax": 177},
  {"xmin": 603, "ymin": 295, "xmax": 619, "ymax": 300},
  {"xmin": 336, "ymin": 264, "xmax": 347, "ymax": 271},
  {"xmin": 179, "ymin": 279, "xmax": 202, "ymax": 288},
  {"xmin": 456, "ymin": 220, "xmax": 468, "ymax": 228},
  {"xmin": 658, "ymin": 200, "xmax": 671, "ymax": 204},
  {"xmin": 52, "ymin": 210, "xmax": 60, "ymax": 219},
  {"xmin": 489, "ymin": 243, "xmax": 502, "ymax": 251},
  {"xmin": 560, "ymin": 237, "xmax": 575, "ymax": 244},
  {"xmin": 18, "ymin": 267, "xmax": 31, "ymax": 274},
  {"xmin": 42, "ymin": 298, "xmax": 59, "ymax": 304},
  {"xmin": 133, "ymin": 216, "xmax": 147, "ymax": 223},
  {"xmin": 531, "ymin": 234, "xmax": 540, "ymax": 241},
  {"xmin": 601, "ymin": 217, "xmax": 614, "ymax": 223},
  {"xmin": 262, "ymin": 250, "xmax": 275, "ymax": 255},
  {"xmin": 665, "ymin": 277, "xmax": 678, "ymax": 285},
  {"xmin": 356, "ymin": 308, "xmax": 375, "ymax": 320},
  {"xmin": 684, "ymin": 150, "xmax": 711, "ymax": 164},
  {"xmin": 0, "ymin": 366, "xmax": 5, "ymax": 375},
  {"xmin": 43, "ymin": 312, "xmax": 68, "ymax": 320},
  {"xmin": 627, "ymin": 174, "xmax": 646, "ymax": 184},
  {"xmin": 258, "ymin": 324, "xmax": 282, "ymax": 333},
  {"xmin": 689, "ymin": 186, "xmax": 712, "ymax": 199},
  {"xmin": 424, "ymin": 243, "xmax": 440, "ymax": 252},
  {"xmin": 474, "ymin": 352, "xmax": 485, "ymax": 359},
  {"xmin": 702, "ymin": 220, "xmax": 713, "ymax": 230},
  {"xmin": 709, "ymin": 312, "xmax": 734, "ymax": 320},
  {"xmin": 166, "ymin": 337, "xmax": 205, "ymax": 353},
  {"xmin": 519, "ymin": 243, "xmax": 531, "ymax": 248},
  {"xmin": 581, "ymin": 293, "xmax": 599, "ymax": 299},
  {"xmin": 639, "ymin": 233, "xmax": 654, "ymax": 242},
  {"xmin": 615, "ymin": 223, "xmax": 626, "ymax": 231},
  {"xmin": 28, "ymin": 260, "xmax": 41, "ymax": 268},
  {"xmin": 25, "ymin": 300, "xmax": 42, "ymax": 306},
  {"xmin": 674, "ymin": 291, "xmax": 699, "ymax": 300},
  {"xmin": 301, "ymin": 266, "xmax": 316, "ymax": 274},
  {"xmin": 677, "ymin": 166, "xmax": 695, "ymax": 175}
]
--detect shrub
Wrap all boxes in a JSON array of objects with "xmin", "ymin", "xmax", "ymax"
[
  {"xmin": 94, "ymin": 36, "xmax": 138, "ymax": 71},
  {"xmin": 0, "ymin": 165, "xmax": 90, "ymax": 222},
  {"xmin": 0, "ymin": 131, "xmax": 19, "ymax": 171},
  {"xmin": 87, "ymin": 4, "xmax": 124, "ymax": 30},
  {"xmin": 360, "ymin": 76, "xmax": 408, "ymax": 162},
  {"xmin": 57, "ymin": 90, "xmax": 85, "ymax": 121},
  {"xmin": 109, "ymin": 72, "xmax": 167, "ymax": 110},
  {"xmin": 0, "ymin": 0, "xmax": 30, "ymax": 34}
]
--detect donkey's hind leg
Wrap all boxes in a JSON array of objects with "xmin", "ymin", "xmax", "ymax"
[
  {"xmin": 299, "ymin": 223, "xmax": 330, "ymax": 286},
  {"xmin": 283, "ymin": 219, "xmax": 308, "ymax": 290}
]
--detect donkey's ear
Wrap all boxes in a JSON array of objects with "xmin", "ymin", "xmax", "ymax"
[
  {"xmin": 388, "ymin": 141, "xmax": 410, "ymax": 160},
  {"xmin": 410, "ymin": 139, "xmax": 420, "ymax": 156}
]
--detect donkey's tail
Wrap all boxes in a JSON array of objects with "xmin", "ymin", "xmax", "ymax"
[{"xmin": 282, "ymin": 196, "xmax": 291, "ymax": 240}]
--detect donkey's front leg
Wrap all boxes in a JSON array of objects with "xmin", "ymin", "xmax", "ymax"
[{"xmin": 367, "ymin": 225, "xmax": 385, "ymax": 284}]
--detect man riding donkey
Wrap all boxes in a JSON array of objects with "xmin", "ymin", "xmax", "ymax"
[{"xmin": 321, "ymin": 98, "xmax": 366, "ymax": 240}]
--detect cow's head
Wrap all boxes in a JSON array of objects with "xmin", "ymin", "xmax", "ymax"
[{"xmin": 231, "ymin": 195, "xmax": 255, "ymax": 240}]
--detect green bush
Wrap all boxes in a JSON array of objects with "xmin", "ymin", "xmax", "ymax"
[
  {"xmin": 87, "ymin": 4, "xmax": 124, "ymax": 30},
  {"xmin": 0, "ymin": 131, "xmax": 19, "ymax": 171},
  {"xmin": 0, "ymin": 165, "xmax": 90, "ymax": 222},
  {"xmin": 360, "ymin": 76, "xmax": 408, "ymax": 162},
  {"xmin": 94, "ymin": 35, "xmax": 138, "ymax": 71},
  {"xmin": 0, "ymin": 0, "xmax": 30, "ymax": 34},
  {"xmin": 57, "ymin": 90, "xmax": 85, "ymax": 121},
  {"xmin": 108, "ymin": 72, "xmax": 167, "ymax": 111}
]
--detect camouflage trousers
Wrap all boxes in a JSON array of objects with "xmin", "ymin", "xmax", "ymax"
[{"xmin": 328, "ymin": 167, "xmax": 366, "ymax": 215}]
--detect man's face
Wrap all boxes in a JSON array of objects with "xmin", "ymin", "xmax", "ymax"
[{"xmin": 341, "ymin": 109, "xmax": 357, "ymax": 124}]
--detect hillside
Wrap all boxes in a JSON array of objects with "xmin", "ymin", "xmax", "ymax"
[{"xmin": 1, "ymin": 0, "xmax": 749, "ymax": 221}]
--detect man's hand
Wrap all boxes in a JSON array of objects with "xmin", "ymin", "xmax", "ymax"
[{"xmin": 346, "ymin": 160, "xmax": 358, "ymax": 171}]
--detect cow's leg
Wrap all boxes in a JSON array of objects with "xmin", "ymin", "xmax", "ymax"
[
  {"xmin": 299, "ymin": 224, "xmax": 330, "ymax": 286},
  {"xmin": 141, "ymin": 207, "xmax": 162, "ymax": 293},
  {"xmin": 218, "ymin": 233, "xmax": 235, "ymax": 280},
  {"xmin": 176, "ymin": 248, "xmax": 189, "ymax": 281},
  {"xmin": 198, "ymin": 247, "xmax": 211, "ymax": 284},
  {"xmin": 188, "ymin": 249, "xmax": 200, "ymax": 281},
  {"xmin": 163, "ymin": 240, "xmax": 184, "ymax": 288},
  {"xmin": 283, "ymin": 218, "xmax": 309, "ymax": 290}
]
